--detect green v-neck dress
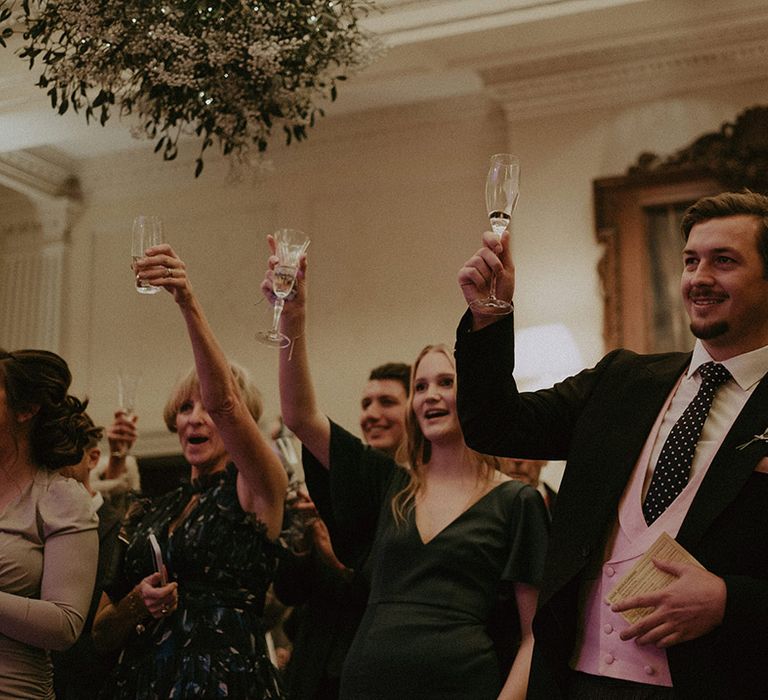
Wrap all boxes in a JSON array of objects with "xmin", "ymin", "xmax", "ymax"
[{"xmin": 320, "ymin": 422, "xmax": 549, "ymax": 700}]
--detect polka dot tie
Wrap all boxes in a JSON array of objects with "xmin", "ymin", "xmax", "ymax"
[{"xmin": 642, "ymin": 362, "xmax": 731, "ymax": 526}]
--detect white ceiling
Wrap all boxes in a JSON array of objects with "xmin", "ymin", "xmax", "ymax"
[
  {"xmin": 363, "ymin": 0, "xmax": 649, "ymax": 44},
  {"xmin": 0, "ymin": 0, "xmax": 765, "ymax": 160}
]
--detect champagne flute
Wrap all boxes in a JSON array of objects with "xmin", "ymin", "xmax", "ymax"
[
  {"xmin": 470, "ymin": 153, "xmax": 520, "ymax": 315},
  {"xmin": 131, "ymin": 215, "xmax": 164, "ymax": 295},
  {"xmin": 257, "ymin": 228, "xmax": 310, "ymax": 348},
  {"xmin": 115, "ymin": 372, "xmax": 140, "ymax": 457}
]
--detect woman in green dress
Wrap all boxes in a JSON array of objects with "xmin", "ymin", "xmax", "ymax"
[{"xmin": 262, "ymin": 247, "xmax": 549, "ymax": 700}]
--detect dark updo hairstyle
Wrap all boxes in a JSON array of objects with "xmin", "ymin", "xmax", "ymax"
[{"xmin": 0, "ymin": 349, "xmax": 94, "ymax": 470}]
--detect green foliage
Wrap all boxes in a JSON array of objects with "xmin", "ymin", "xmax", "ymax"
[{"xmin": 0, "ymin": 0, "xmax": 377, "ymax": 176}]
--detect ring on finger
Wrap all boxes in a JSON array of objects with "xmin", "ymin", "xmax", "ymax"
[{"xmin": 163, "ymin": 266, "xmax": 172, "ymax": 278}]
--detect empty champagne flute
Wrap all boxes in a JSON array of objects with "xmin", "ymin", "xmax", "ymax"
[
  {"xmin": 470, "ymin": 153, "xmax": 520, "ymax": 315},
  {"xmin": 115, "ymin": 372, "xmax": 140, "ymax": 457},
  {"xmin": 257, "ymin": 228, "xmax": 310, "ymax": 348},
  {"xmin": 131, "ymin": 215, "xmax": 163, "ymax": 295}
]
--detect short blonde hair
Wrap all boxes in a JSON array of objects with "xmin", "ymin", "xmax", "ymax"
[{"xmin": 163, "ymin": 363, "xmax": 263, "ymax": 432}]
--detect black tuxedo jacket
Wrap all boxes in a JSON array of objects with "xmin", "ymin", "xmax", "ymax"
[{"xmin": 455, "ymin": 313, "xmax": 768, "ymax": 700}]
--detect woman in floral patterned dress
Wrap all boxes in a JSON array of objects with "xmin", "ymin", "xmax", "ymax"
[{"xmin": 93, "ymin": 245, "xmax": 287, "ymax": 698}]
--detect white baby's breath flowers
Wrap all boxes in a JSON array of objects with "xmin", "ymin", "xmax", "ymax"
[{"xmin": 0, "ymin": 0, "xmax": 378, "ymax": 177}]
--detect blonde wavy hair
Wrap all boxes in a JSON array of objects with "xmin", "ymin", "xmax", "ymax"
[
  {"xmin": 163, "ymin": 363, "xmax": 263, "ymax": 432},
  {"xmin": 391, "ymin": 344, "xmax": 497, "ymax": 525}
]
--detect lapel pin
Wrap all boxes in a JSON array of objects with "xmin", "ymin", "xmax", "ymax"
[{"xmin": 736, "ymin": 429, "xmax": 768, "ymax": 451}]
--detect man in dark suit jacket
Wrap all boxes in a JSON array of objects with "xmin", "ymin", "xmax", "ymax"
[{"xmin": 455, "ymin": 190, "xmax": 768, "ymax": 699}]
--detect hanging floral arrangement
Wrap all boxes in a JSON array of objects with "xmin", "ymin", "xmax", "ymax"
[{"xmin": 0, "ymin": 0, "xmax": 376, "ymax": 176}]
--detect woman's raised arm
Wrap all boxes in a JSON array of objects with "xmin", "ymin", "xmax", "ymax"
[
  {"xmin": 135, "ymin": 245, "xmax": 287, "ymax": 538},
  {"xmin": 261, "ymin": 237, "xmax": 332, "ymax": 469}
]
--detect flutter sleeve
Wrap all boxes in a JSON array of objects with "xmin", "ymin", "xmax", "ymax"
[
  {"xmin": 304, "ymin": 420, "xmax": 398, "ymax": 566},
  {"xmin": 0, "ymin": 475, "xmax": 98, "ymax": 651},
  {"xmin": 502, "ymin": 484, "xmax": 550, "ymax": 587}
]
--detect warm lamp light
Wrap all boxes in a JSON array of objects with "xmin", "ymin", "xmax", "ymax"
[{"xmin": 515, "ymin": 323, "xmax": 584, "ymax": 392}]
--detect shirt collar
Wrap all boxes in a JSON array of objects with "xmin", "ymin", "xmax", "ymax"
[{"xmin": 689, "ymin": 340, "xmax": 768, "ymax": 391}]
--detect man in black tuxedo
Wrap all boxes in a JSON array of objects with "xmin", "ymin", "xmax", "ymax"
[{"xmin": 455, "ymin": 191, "xmax": 768, "ymax": 699}]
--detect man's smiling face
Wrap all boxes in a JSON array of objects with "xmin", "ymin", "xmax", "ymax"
[{"xmin": 681, "ymin": 214, "xmax": 768, "ymax": 360}]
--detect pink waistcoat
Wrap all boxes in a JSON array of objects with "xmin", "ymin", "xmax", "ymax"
[{"xmin": 571, "ymin": 377, "xmax": 725, "ymax": 686}]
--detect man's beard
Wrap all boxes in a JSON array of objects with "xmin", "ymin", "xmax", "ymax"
[{"xmin": 690, "ymin": 319, "xmax": 729, "ymax": 340}]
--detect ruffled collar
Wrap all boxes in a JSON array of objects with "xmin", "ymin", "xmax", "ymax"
[{"xmin": 185, "ymin": 462, "xmax": 235, "ymax": 494}]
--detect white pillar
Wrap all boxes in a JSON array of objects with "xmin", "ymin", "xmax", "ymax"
[{"xmin": 0, "ymin": 151, "xmax": 80, "ymax": 352}]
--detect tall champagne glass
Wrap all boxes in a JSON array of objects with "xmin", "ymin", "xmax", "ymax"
[
  {"xmin": 257, "ymin": 228, "xmax": 310, "ymax": 348},
  {"xmin": 115, "ymin": 372, "xmax": 140, "ymax": 457},
  {"xmin": 470, "ymin": 153, "xmax": 520, "ymax": 315},
  {"xmin": 131, "ymin": 215, "xmax": 163, "ymax": 295}
]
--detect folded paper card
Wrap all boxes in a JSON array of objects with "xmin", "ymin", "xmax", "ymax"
[{"xmin": 606, "ymin": 531, "xmax": 703, "ymax": 623}]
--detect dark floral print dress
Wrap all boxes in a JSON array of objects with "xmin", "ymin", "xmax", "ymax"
[{"xmin": 100, "ymin": 464, "xmax": 284, "ymax": 699}]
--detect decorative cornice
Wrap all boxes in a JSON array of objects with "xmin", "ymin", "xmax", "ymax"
[
  {"xmin": 2, "ymin": 1, "xmax": 765, "ymax": 159},
  {"xmin": 483, "ymin": 13, "xmax": 768, "ymax": 122},
  {"xmin": 0, "ymin": 149, "xmax": 80, "ymax": 201},
  {"xmin": 625, "ymin": 106, "xmax": 768, "ymax": 193},
  {"xmin": 364, "ymin": 0, "xmax": 647, "ymax": 46}
]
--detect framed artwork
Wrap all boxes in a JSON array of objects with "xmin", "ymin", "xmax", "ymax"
[{"xmin": 594, "ymin": 106, "xmax": 768, "ymax": 353}]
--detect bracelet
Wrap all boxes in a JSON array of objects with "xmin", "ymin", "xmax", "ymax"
[{"xmin": 125, "ymin": 589, "xmax": 148, "ymax": 634}]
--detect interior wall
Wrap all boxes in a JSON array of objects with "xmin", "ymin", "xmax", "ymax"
[
  {"xmin": 65, "ymin": 96, "xmax": 506, "ymax": 455},
  {"xmin": 511, "ymin": 79, "xmax": 768, "ymax": 367},
  {"xmin": 61, "ymin": 77, "xmax": 768, "ymax": 472}
]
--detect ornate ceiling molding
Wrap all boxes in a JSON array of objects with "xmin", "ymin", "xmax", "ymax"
[
  {"xmin": 0, "ymin": 149, "xmax": 79, "ymax": 201},
  {"xmin": 1, "ymin": 1, "xmax": 765, "ymax": 157},
  {"xmin": 483, "ymin": 12, "xmax": 768, "ymax": 121},
  {"xmin": 0, "ymin": 149, "xmax": 81, "ymax": 248},
  {"xmin": 364, "ymin": 0, "xmax": 648, "ymax": 45}
]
